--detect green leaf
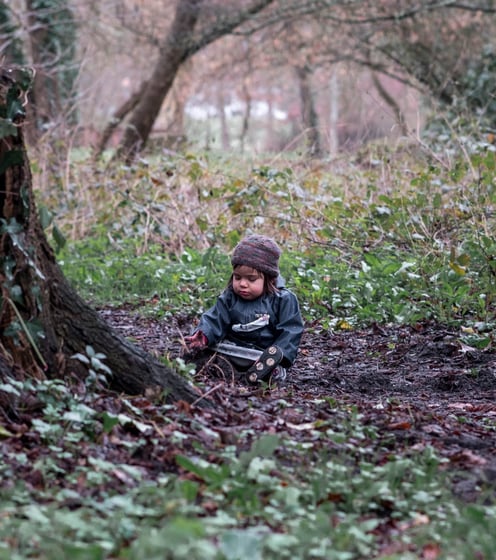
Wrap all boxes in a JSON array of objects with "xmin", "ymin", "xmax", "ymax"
[
  {"xmin": 0, "ymin": 383, "xmax": 20, "ymax": 396},
  {"xmin": 63, "ymin": 411, "xmax": 85, "ymax": 423},
  {"xmin": 101, "ymin": 412, "xmax": 120, "ymax": 433},
  {"xmin": 161, "ymin": 516, "xmax": 206, "ymax": 543},
  {"xmin": 117, "ymin": 413, "xmax": 151, "ymax": 434},
  {"xmin": 175, "ymin": 455, "xmax": 227, "ymax": 485},
  {"xmin": 8, "ymin": 283, "xmax": 24, "ymax": 304},
  {"xmin": 220, "ymin": 529, "xmax": 264, "ymax": 560},
  {"xmin": 177, "ymin": 479, "xmax": 200, "ymax": 501},
  {"xmin": 53, "ymin": 543, "xmax": 106, "ymax": 560},
  {"xmin": 52, "ymin": 223, "xmax": 67, "ymax": 252},
  {"xmin": 246, "ymin": 456, "xmax": 276, "ymax": 480},
  {"xmin": 0, "ymin": 217, "xmax": 23, "ymax": 235},
  {"xmin": 238, "ymin": 434, "xmax": 280, "ymax": 468},
  {"xmin": 382, "ymin": 262, "xmax": 400, "ymax": 275},
  {"xmin": 0, "ymin": 425, "xmax": 13, "ymax": 438},
  {"xmin": 39, "ymin": 205, "xmax": 53, "ymax": 230},
  {"xmin": 363, "ymin": 253, "xmax": 381, "ymax": 268},
  {"xmin": 0, "ymin": 118, "xmax": 17, "ymax": 140},
  {"xmin": 6, "ymin": 97, "xmax": 24, "ymax": 121},
  {"xmin": 72, "ymin": 352, "xmax": 90, "ymax": 365},
  {"xmin": 23, "ymin": 505, "xmax": 50, "ymax": 524},
  {"xmin": 449, "ymin": 261, "xmax": 466, "ymax": 275},
  {"xmin": 265, "ymin": 533, "xmax": 299, "ymax": 552}
]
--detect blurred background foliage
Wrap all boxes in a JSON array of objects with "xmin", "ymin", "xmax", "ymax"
[
  {"xmin": 2, "ymin": 0, "xmax": 496, "ymax": 332},
  {"xmin": 2, "ymin": 1, "xmax": 496, "ymax": 160}
]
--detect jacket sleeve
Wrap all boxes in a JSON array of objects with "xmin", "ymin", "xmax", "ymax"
[
  {"xmin": 273, "ymin": 290, "xmax": 304, "ymax": 367},
  {"xmin": 194, "ymin": 291, "xmax": 232, "ymax": 347}
]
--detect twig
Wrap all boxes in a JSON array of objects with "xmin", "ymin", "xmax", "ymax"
[
  {"xmin": 215, "ymin": 353, "xmax": 238, "ymax": 385},
  {"xmin": 6, "ymin": 297, "xmax": 47, "ymax": 370},
  {"xmin": 195, "ymin": 351, "xmax": 218, "ymax": 377},
  {"xmin": 191, "ymin": 382, "xmax": 224, "ymax": 407},
  {"xmin": 152, "ymin": 420, "xmax": 165, "ymax": 438}
]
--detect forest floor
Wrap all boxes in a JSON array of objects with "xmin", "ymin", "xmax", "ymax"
[
  {"xmin": 103, "ymin": 306, "xmax": 496, "ymax": 502},
  {"xmin": 3, "ymin": 306, "xmax": 496, "ymax": 557}
]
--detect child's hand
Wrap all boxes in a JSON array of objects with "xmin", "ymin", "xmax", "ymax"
[{"xmin": 184, "ymin": 331, "xmax": 208, "ymax": 350}]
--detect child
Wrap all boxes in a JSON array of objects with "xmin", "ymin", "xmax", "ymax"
[{"xmin": 185, "ymin": 234, "xmax": 304, "ymax": 384}]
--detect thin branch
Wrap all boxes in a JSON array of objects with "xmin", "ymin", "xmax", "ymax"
[
  {"xmin": 229, "ymin": 0, "xmax": 496, "ymax": 37},
  {"xmin": 316, "ymin": 0, "xmax": 496, "ymax": 25},
  {"xmin": 187, "ymin": 0, "xmax": 276, "ymax": 56}
]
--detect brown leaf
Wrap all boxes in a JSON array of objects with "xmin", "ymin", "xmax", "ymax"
[
  {"xmin": 421, "ymin": 542, "xmax": 442, "ymax": 559},
  {"xmin": 175, "ymin": 400, "xmax": 192, "ymax": 414},
  {"xmin": 450, "ymin": 449, "xmax": 487, "ymax": 467},
  {"xmin": 387, "ymin": 420, "xmax": 412, "ymax": 430}
]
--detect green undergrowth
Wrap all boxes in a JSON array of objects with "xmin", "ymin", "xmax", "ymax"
[
  {"xmin": 1, "ymin": 376, "xmax": 495, "ymax": 559},
  {"xmin": 59, "ymin": 235, "xmax": 496, "ymax": 337},
  {"xmin": 18, "ymin": 145, "xmax": 496, "ymax": 558},
  {"xmin": 57, "ymin": 146, "xmax": 496, "ymax": 341}
]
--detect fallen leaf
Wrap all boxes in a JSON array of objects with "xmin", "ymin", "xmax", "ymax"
[
  {"xmin": 450, "ymin": 449, "xmax": 487, "ymax": 467},
  {"xmin": 176, "ymin": 400, "xmax": 192, "ymax": 414},
  {"xmin": 398, "ymin": 513, "xmax": 430, "ymax": 531},
  {"xmin": 0, "ymin": 425, "xmax": 13, "ymax": 438},
  {"xmin": 422, "ymin": 542, "xmax": 441, "ymax": 559},
  {"xmin": 422, "ymin": 424, "xmax": 446, "ymax": 436},
  {"xmin": 285, "ymin": 421, "xmax": 317, "ymax": 431},
  {"xmin": 387, "ymin": 421, "xmax": 412, "ymax": 430}
]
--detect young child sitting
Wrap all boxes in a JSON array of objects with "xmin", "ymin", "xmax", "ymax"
[{"xmin": 184, "ymin": 234, "xmax": 304, "ymax": 385}]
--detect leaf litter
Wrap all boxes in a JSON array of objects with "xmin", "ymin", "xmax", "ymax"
[
  {"xmin": 1, "ymin": 306, "xmax": 496, "ymax": 557},
  {"xmin": 102, "ymin": 308, "xmax": 496, "ymax": 498}
]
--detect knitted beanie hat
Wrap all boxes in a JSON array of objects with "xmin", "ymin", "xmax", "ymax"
[{"xmin": 231, "ymin": 234, "xmax": 281, "ymax": 277}]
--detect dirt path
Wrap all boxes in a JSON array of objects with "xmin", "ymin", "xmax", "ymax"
[{"xmin": 102, "ymin": 307, "xmax": 496, "ymax": 500}]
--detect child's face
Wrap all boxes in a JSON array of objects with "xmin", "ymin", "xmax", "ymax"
[{"xmin": 232, "ymin": 265, "xmax": 265, "ymax": 300}]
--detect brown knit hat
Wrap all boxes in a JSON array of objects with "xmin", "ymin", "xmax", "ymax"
[{"xmin": 231, "ymin": 234, "xmax": 281, "ymax": 277}]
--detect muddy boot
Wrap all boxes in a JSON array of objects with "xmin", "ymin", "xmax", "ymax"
[{"xmin": 246, "ymin": 345, "xmax": 283, "ymax": 384}]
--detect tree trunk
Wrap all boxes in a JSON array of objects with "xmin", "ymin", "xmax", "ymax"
[
  {"xmin": 0, "ymin": 70, "xmax": 201, "ymax": 406},
  {"xmin": 0, "ymin": 4, "xmax": 25, "ymax": 65},
  {"xmin": 239, "ymin": 77, "xmax": 252, "ymax": 153},
  {"xmin": 238, "ymin": 40, "xmax": 253, "ymax": 154},
  {"xmin": 329, "ymin": 68, "xmax": 339, "ymax": 156},
  {"xmin": 217, "ymin": 86, "xmax": 230, "ymax": 151},
  {"xmin": 296, "ymin": 65, "xmax": 321, "ymax": 158},
  {"xmin": 117, "ymin": 0, "xmax": 203, "ymax": 161},
  {"xmin": 95, "ymin": 81, "xmax": 147, "ymax": 157},
  {"xmin": 114, "ymin": 0, "xmax": 275, "ymax": 162},
  {"xmin": 25, "ymin": 0, "xmax": 78, "ymax": 138},
  {"xmin": 371, "ymin": 71, "xmax": 408, "ymax": 137},
  {"xmin": 160, "ymin": 77, "xmax": 189, "ymax": 151}
]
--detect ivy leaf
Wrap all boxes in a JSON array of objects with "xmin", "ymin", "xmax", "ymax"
[
  {"xmin": 238, "ymin": 434, "xmax": 280, "ymax": 467},
  {"xmin": 0, "ymin": 382, "xmax": 21, "ymax": 396},
  {"xmin": 0, "ymin": 118, "xmax": 17, "ymax": 140},
  {"xmin": 39, "ymin": 205, "xmax": 53, "ymax": 230},
  {"xmin": 71, "ymin": 352, "xmax": 90, "ymax": 365},
  {"xmin": 52, "ymin": 223, "xmax": 67, "ymax": 252},
  {"xmin": 101, "ymin": 412, "xmax": 120, "ymax": 433},
  {"xmin": 0, "ymin": 218, "xmax": 22, "ymax": 235},
  {"xmin": 220, "ymin": 529, "xmax": 264, "ymax": 560}
]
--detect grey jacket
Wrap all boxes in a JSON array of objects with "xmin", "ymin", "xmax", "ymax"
[{"xmin": 195, "ymin": 279, "xmax": 304, "ymax": 367}]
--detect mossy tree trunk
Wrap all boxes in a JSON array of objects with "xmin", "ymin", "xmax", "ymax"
[{"xmin": 0, "ymin": 70, "xmax": 200, "ymax": 406}]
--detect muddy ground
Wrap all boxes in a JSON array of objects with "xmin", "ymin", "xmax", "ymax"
[{"xmin": 102, "ymin": 307, "xmax": 496, "ymax": 501}]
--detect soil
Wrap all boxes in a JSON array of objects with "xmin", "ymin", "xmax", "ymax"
[{"xmin": 102, "ymin": 307, "xmax": 496, "ymax": 502}]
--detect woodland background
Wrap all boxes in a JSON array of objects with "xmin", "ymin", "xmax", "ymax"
[
  {"xmin": 2, "ymin": 2, "xmax": 496, "ymax": 559},
  {"xmin": 2, "ymin": 0, "xmax": 496, "ymax": 165}
]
